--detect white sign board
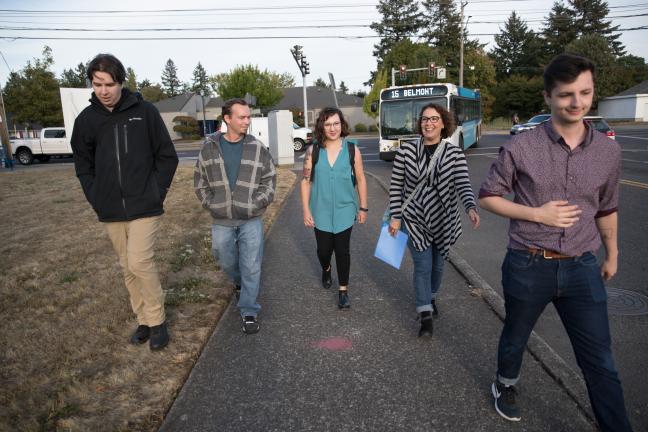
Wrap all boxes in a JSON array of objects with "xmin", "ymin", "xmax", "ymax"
[
  {"xmin": 60, "ymin": 87, "xmax": 92, "ymax": 140},
  {"xmin": 436, "ymin": 68, "xmax": 447, "ymax": 80}
]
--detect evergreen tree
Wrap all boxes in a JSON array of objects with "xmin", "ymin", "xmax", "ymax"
[
  {"xmin": 566, "ymin": 34, "xmax": 617, "ymax": 100},
  {"xmin": 125, "ymin": 67, "xmax": 137, "ymax": 92},
  {"xmin": 314, "ymin": 77, "xmax": 330, "ymax": 88},
  {"xmin": 569, "ymin": 0, "xmax": 625, "ymax": 57},
  {"xmin": 191, "ymin": 62, "xmax": 210, "ymax": 94},
  {"xmin": 490, "ymin": 11, "xmax": 542, "ymax": 79},
  {"xmin": 369, "ymin": 0, "xmax": 422, "ymax": 72},
  {"xmin": 161, "ymin": 59, "xmax": 181, "ymax": 97},
  {"xmin": 59, "ymin": 62, "xmax": 87, "ymax": 88},
  {"xmin": 4, "ymin": 46, "xmax": 63, "ymax": 127},
  {"xmin": 491, "ymin": 74, "xmax": 545, "ymax": 119},
  {"xmin": 541, "ymin": 1, "xmax": 577, "ymax": 62},
  {"xmin": 339, "ymin": 81, "xmax": 349, "ymax": 94}
]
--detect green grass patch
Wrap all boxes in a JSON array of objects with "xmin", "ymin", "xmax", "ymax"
[
  {"xmin": 59, "ymin": 271, "xmax": 79, "ymax": 284},
  {"xmin": 165, "ymin": 277, "xmax": 210, "ymax": 306}
]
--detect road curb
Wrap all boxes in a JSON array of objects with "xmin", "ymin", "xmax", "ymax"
[{"xmin": 364, "ymin": 169, "xmax": 596, "ymax": 426}]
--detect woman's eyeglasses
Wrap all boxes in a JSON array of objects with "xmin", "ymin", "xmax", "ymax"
[{"xmin": 420, "ymin": 116, "xmax": 441, "ymax": 124}]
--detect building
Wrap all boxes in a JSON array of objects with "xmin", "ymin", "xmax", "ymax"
[
  {"xmin": 270, "ymin": 86, "xmax": 375, "ymax": 129},
  {"xmin": 598, "ymin": 80, "xmax": 648, "ymax": 122},
  {"xmin": 153, "ymin": 93, "xmax": 214, "ymax": 140}
]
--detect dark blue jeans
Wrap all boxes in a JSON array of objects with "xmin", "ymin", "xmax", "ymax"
[{"xmin": 497, "ymin": 249, "xmax": 632, "ymax": 432}]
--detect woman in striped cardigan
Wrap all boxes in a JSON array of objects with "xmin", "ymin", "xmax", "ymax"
[{"xmin": 388, "ymin": 103, "xmax": 480, "ymax": 337}]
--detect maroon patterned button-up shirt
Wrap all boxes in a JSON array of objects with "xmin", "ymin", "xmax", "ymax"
[{"xmin": 479, "ymin": 120, "xmax": 620, "ymax": 256}]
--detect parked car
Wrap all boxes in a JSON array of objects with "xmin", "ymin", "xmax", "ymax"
[
  {"xmin": 292, "ymin": 123, "xmax": 313, "ymax": 152},
  {"xmin": 510, "ymin": 114, "xmax": 551, "ymax": 135},
  {"xmin": 584, "ymin": 116, "xmax": 616, "ymax": 140}
]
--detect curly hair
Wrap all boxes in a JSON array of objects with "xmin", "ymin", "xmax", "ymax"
[
  {"xmin": 313, "ymin": 107, "xmax": 350, "ymax": 147},
  {"xmin": 417, "ymin": 103, "xmax": 456, "ymax": 139}
]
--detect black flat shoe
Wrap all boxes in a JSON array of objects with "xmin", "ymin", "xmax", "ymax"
[
  {"xmin": 130, "ymin": 325, "xmax": 150, "ymax": 344},
  {"xmin": 338, "ymin": 290, "xmax": 350, "ymax": 309},
  {"xmin": 322, "ymin": 267, "xmax": 332, "ymax": 289},
  {"xmin": 149, "ymin": 322, "xmax": 169, "ymax": 351},
  {"xmin": 418, "ymin": 311, "xmax": 433, "ymax": 337},
  {"xmin": 431, "ymin": 299, "xmax": 439, "ymax": 318}
]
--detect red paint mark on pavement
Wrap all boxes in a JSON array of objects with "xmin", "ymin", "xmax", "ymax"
[{"xmin": 312, "ymin": 337, "xmax": 353, "ymax": 351}]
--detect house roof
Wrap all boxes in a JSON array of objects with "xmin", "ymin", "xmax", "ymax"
[
  {"xmin": 206, "ymin": 96, "xmax": 225, "ymax": 108},
  {"xmin": 615, "ymin": 80, "xmax": 648, "ymax": 97},
  {"xmin": 153, "ymin": 93, "xmax": 195, "ymax": 112},
  {"xmin": 269, "ymin": 86, "xmax": 364, "ymax": 111}
]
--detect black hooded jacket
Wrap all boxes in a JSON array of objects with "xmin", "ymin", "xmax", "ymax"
[{"xmin": 71, "ymin": 88, "xmax": 178, "ymax": 222}]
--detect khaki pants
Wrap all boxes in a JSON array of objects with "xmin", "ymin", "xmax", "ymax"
[{"xmin": 105, "ymin": 216, "xmax": 165, "ymax": 326}]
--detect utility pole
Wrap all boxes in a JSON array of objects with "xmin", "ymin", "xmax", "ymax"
[
  {"xmin": 0, "ymin": 83, "xmax": 13, "ymax": 169},
  {"xmin": 459, "ymin": 1, "xmax": 471, "ymax": 88},
  {"xmin": 290, "ymin": 45, "xmax": 310, "ymax": 127},
  {"xmin": 199, "ymin": 90, "xmax": 207, "ymax": 136}
]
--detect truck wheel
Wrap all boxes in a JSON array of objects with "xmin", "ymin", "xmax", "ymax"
[
  {"xmin": 36, "ymin": 155, "xmax": 51, "ymax": 163},
  {"xmin": 293, "ymin": 138, "xmax": 305, "ymax": 152},
  {"xmin": 16, "ymin": 148, "xmax": 34, "ymax": 165}
]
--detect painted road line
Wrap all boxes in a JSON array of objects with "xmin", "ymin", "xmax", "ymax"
[
  {"xmin": 617, "ymin": 135, "xmax": 648, "ymax": 140},
  {"xmin": 466, "ymin": 152, "xmax": 498, "ymax": 156},
  {"xmin": 621, "ymin": 179, "xmax": 648, "ymax": 189}
]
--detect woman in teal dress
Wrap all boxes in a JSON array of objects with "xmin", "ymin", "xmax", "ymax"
[{"xmin": 300, "ymin": 107, "xmax": 368, "ymax": 309}]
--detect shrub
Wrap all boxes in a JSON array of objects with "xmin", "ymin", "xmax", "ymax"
[
  {"xmin": 354, "ymin": 123, "xmax": 367, "ymax": 133},
  {"xmin": 368, "ymin": 124, "xmax": 378, "ymax": 132}
]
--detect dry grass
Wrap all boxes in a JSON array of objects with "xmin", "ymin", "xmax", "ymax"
[{"xmin": 0, "ymin": 164, "xmax": 296, "ymax": 431}]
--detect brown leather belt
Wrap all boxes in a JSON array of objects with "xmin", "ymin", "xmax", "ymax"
[{"xmin": 527, "ymin": 248, "xmax": 573, "ymax": 259}]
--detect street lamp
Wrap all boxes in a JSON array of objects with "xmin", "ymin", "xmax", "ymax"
[{"xmin": 290, "ymin": 45, "xmax": 310, "ymax": 127}]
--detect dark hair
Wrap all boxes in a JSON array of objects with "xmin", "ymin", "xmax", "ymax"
[
  {"xmin": 417, "ymin": 103, "xmax": 455, "ymax": 139},
  {"xmin": 543, "ymin": 53, "xmax": 596, "ymax": 94},
  {"xmin": 313, "ymin": 107, "xmax": 350, "ymax": 146},
  {"xmin": 222, "ymin": 98, "xmax": 248, "ymax": 124},
  {"xmin": 87, "ymin": 54, "xmax": 126, "ymax": 84}
]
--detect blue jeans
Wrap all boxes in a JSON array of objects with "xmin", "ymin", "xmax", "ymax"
[
  {"xmin": 403, "ymin": 225, "xmax": 444, "ymax": 313},
  {"xmin": 497, "ymin": 249, "xmax": 632, "ymax": 432},
  {"xmin": 211, "ymin": 218, "xmax": 263, "ymax": 317}
]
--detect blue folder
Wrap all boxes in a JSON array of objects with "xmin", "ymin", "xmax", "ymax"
[{"xmin": 374, "ymin": 224, "xmax": 408, "ymax": 269}]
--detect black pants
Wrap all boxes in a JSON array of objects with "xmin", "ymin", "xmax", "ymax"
[{"xmin": 314, "ymin": 227, "xmax": 352, "ymax": 286}]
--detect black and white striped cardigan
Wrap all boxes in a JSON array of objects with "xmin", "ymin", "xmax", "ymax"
[{"xmin": 388, "ymin": 138, "xmax": 477, "ymax": 256}]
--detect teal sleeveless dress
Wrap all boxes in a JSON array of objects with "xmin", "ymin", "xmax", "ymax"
[{"xmin": 309, "ymin": 139, "xmax": 358, "ymax": 234}]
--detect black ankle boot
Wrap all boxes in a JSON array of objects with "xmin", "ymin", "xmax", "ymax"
[
  {"xmin": 149, "ymin": 321, "xmax": 169, "ymax": 351},
  {"xmin": 418, "ymin": 311, "xmax": 433, "ymax": 337},
  {"xmin": 322, "ymin": 267, "xmax": 332, "ymax": 289},
  {"xmin": 338, "ymin": 290, "xmax": 350, "ymax": 309}
]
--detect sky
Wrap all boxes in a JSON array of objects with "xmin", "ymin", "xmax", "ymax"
[{"xmin": 0, "ymin": 0, "xmax": 646, "ymax": 93}]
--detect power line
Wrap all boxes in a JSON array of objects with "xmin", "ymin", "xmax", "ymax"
[{"xmin": 0, "ymin": 4, "xmax": 378, "ymax": 14}]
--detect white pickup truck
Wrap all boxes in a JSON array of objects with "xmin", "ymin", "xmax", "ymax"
[
  {"xmin": 11, "ymin": 127, "xmax": 71, "ymax": 165},
  {"xmin": 11, "ymin": 87, "xmax": 92, "ymax": 165}
]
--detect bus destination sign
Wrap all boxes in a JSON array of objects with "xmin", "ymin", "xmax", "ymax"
[{"xmin": 381, "ymin": 85, "xmax": 448, "ymax": 101}]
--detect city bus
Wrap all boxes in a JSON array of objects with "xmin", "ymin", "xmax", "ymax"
[{"xmin": 372, "ymin": 83, "xmax": 482, "ymax": 161}]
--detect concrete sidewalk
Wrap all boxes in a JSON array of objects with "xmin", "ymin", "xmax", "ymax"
[{"xmin": 160, "ymin": 174, "xmax": 595, "ymax": 431}]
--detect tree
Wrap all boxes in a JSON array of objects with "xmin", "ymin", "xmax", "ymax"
[
  {"xmin": 211, "ymin": 64, "xmax": 284, "ymax": 109},
  {"xmin": 569, "ymin": 0, "xmax": 625, "ymax": 57},
  {"xmin": 138, "ymin": 78, "xmax": 152, "ymax": 90},
  {"xmin": 161, "ymin": 59, "xmax": 181, "ymax": 97},
  {"xmin": 4, "ymin": 46, "xmax": 63, "ymax": 127},
  {"xmin": 369, "ymin": 0, "xmax": 422, "ymax": 80},
  {"xmin": 125, "ymin": 67, "xmax": 137, "ymax": 92},
  {"xmin": 59, "ymin": 62, "xmax": 87, "ymax": 88},
  {"xmin": 491, "ymin": 74, "xmax": 545, "ymax": 119},
  {"xmin": 339, "ymin": 81, "xmax": 349, "ymax": 94},
  {"xmin": 490, "ymin": 11, "xmax": 542, "ymax": 80},
  {"xmin": 140, "ymin": 85, "xmax": 167, "ymax": 103},
  {"xmin": 314, "ymin": 77, "xmax": 330, "ymax": 88},
  {"xmin": 565, "ymin": 34, "xmax": 617, "ymax": 100},
  {"xmin": 381, "ymin": 39, "xmax": 441, "ymax": 86},
  {"xmin": 270, "ymin": 72, "xmax": 295, "ymax": 88},
  {"xmin": 363, "ymin": 69, "xmax": 389, "ymax": 119},
  {"xmin": 612, "ymin": 55, "xmax": 648, "ymax": 93},
  {"xmin": 541, "ymin": 1, "xmax": 577, "ymax": 62},
  {"xmin": 191, "ymin": 62, "xmax": 210, "ymax": 94}
]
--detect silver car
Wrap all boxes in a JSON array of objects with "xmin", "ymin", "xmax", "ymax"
[{"xmin": 510, "ymin": 114, "xmax": 552, "ymax": 135}]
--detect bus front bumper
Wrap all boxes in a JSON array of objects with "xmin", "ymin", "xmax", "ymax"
[{"xmin": 379, "ymin": 151, "xmax": 396, "ymax": 161}]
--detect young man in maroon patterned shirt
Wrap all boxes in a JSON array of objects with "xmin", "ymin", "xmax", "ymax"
[{"xmin": 479, "ymin": 54, "xmax": 633, "ymax": 431}]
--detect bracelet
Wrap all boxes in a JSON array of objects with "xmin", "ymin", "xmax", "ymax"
[{"xmin": 359, "ymin": 207, "xmax": 369, "ymax": 212}]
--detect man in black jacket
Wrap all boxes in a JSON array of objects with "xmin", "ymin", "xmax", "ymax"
[{"xmin": 72, "ymin": 53, "xmax": 178, "ymax": 350}]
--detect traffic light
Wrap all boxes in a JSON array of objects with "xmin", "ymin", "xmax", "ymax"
[
  {"xmin": 399, "ymin": 64, "xmax": 407, "ymax": 79},
  {"xmin": 429, "ymin": 62, "xmax": 436, "ymax": 77}
]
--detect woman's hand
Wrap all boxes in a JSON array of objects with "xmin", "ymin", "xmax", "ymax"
[
  {"xmin": 468, "ymin": 208, "xmax": 480, "ymax": 229},
  {"xmin": 388, "ymin": 218, "xmax": 401, "ymax": 236},
  {"xmin": 357, "ymin": 210, "xmax": 367, "ymax": 224},
  {"xmin": 303, "ymin": 210, "xmax": 315, "ymax": 227}
]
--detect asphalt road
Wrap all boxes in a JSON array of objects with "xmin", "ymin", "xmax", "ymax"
[{"xmin": 349, "ymin": 128, "xmax": 648, "ymax": 431}]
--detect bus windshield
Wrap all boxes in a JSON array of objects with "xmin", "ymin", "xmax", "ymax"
[{"xmin": 380, "ymin": 97, "xmax": 447, "ymax": 138}]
